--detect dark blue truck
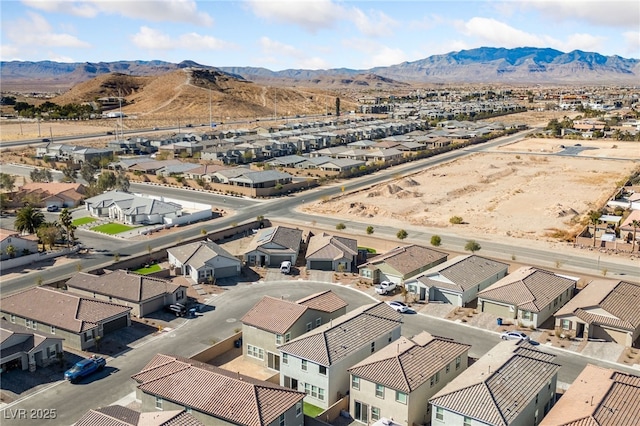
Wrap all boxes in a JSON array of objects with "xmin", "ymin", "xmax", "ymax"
[{"xmin": 64, "ymin": 355, "xmax": 106, "ymax": 383}]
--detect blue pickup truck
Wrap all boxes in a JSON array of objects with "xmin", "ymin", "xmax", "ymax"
[{"xmin": 64, "ymin": 356, "xmax": 106, "ymax": 383}]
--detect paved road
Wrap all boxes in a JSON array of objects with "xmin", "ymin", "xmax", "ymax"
[{"xmin": 2, "ymin": 281, "xmax": 639, "ymax": 425}]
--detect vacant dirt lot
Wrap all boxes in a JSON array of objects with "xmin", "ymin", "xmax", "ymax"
[{"xmin": 304, "ymin": 138, "xmax": 639, "ymax": 246}]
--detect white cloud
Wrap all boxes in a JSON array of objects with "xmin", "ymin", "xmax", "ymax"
[
  {"xmin": 259, "ymin": 36, "xmax": 304, "ymax": 58},
  {"xmin": 6, "ymin": 12, "xmax": 91, "ymax": 48},
  {"xmin": 520, "ymin": 0, "xmax": 639, "ymax": 29},
  {"xmin": 623, "ymin": 31, "xmax": 640, "ymax": 56},
  {"xmin": 0, "ymin": 45, "xmax": 22, "ymax": 61},
  {"xmin": 342, "ymin": 38, "xmax": 408, "ymax": 68},
  {"xmin": 246, "ymin": 0, "xmax": 342, "ymax": 32},
  {"xmin": 132, "ymin": 26, "xmax": 230, "ymax": 50},
  {"xmin": 47, "ymin": 52, "xmax": 75, "ymax": 62},
  {"xmin": 21, "ymin": 0, "xmax": 213, "ymax": 26},
  {"xmin": 257, "ymin": 36, "xmax": 328, "ymax": 69},
  {"xmin": 350, "ymin": 8, "xmax": 398, "ymax": 37}
]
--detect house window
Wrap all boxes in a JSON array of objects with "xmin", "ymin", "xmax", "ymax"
[
  {"xmin": 282, "ymin": 354, "xmax": 288, "ymax": 365},
  {"xmin": 446, "ymin": 364, "xmax": 450, "ymax": 374},
  {"xmin": 352, "ymin": 376, "xmax": 360, "ymax": 390},
  {"xmin": 395, "ymin": 391, "xmax": 407, "ymax": 404},
  {"xmin": 463, "ymin": 416, "xmax": 472, "ymax": 426},
  {"xmin": 522, "ymin": 311, "xmax": 532, "ymax": 320},
  {"xmin": 306, "ymin": 322, "xmax": 312, "ymax": 332},
  {"xmin": 279, "ymin": 414, "xmax": 285, "ymax": 426},
  {"xmin": 561, "ymin": 319, "xmax": 571, "ymax": 330},
  {"xmin": 371, "ymin": 407, "xmax": 381, "ymax": 421},
  {"xmin": 46, "ymin": 345, "xmax": 57, "ymax": 358},
  {"xmin": 375, "ymin": 384, "xmax": 384, "ymax": 398},
  {"xmin": 316, "ymin": 318, "xmax": 322, "ymax": 327},
  {"xmin": 50, "ymin": 325, "xmax": 56, "ymax": 334},
  {"xmin": 319, "ymin": 365, "xmax": 327, "ymax": 375},
  {"xmin": 26, "ymin": 319, "xmax": 32, "ymax": 328},
  {"xmin": 247, "ymin": 345, "xmax": 264, "ymax": 360},
  {"xmin": 10, "ymin": 315, "xmax": 15, "ymax": 323},
  {"xmin": 285, "ymin": 332, "xmax": 291, "ymax": 343},
  {"xmin": 436, "ymin": 407, "xmax": 444, "ymax": 421},
  {"xmin": 296, "ymin": 402, "xmax": 302, "ymax": 417},
  {"xmin": 155, "ymin": 397, "xmax": 163, "ymax": 410},
  {"xmin": 456, "ymin": 356, "xmax": 461, "ymax": 370},
  {"xmin": 276, "ymin": 334, "xmax": 283, "ymax": 345},
  {"xmin": 371, "ymin": 341, "xmax": 375, "ymax": 353},
  {"xmin": 301, "ymin": 360, "xmax": 308, "ymax": 371},
  {"xmin": 361, "ymin": 269, "xmax": 372, "ymax": 279},
  {"xmin": 318, "ymin": 388, "xmax": 325, "ymax": 401}
]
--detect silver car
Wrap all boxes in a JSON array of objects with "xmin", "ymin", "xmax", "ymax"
[{"xmin": 500, "ymin": 331, "xmax": 529, "ymax": 341}]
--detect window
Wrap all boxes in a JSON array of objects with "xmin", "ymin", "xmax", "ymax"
[
  {"xmin": 318, "ymin": 388, "xmax": 325, "ymax": 401},
  {"xmin": 316, "ymin": 318, "xmax": 322, "ymax": 327},
  {"xmin": 306, "ymin": 322, "xmax": 312, "ymax": 332},
  {"xmin": 46, "ymin": 345, "xmax": 57, "ymax": 358},
  {"xmin": 282, "ymin": 353, "xmax": 288, "ymax": 365},
  {"xmin": 370, "ymin": 341, "xmax": 375, "ymax": 353},
  {"xmin": 456, "ymin": 356, "xmax": 461, "ymax": 370},
  {"xmin": 371, "ymin": 407, "xmax": 381, "ymax": 421},
  {"xmin": 395, "ymin": 391, "xmax": 407, "ymax": 404},
  {"xmin": 435, "ymin": 407, "xmax": 444, "ymax": 421},
  {"xmin": 285, "ymin": 332, "xmax": 291, "ymax": 343},
  {"xmin": 279, "ymin": 414, "xmax": 285, "ymax": 426},
  {"xmin": 361, "ymin": 269, "xmax": 373, "ymax": 279},
  {"xmin": 446, "ymin": 364, "xmax": 450, "ymax": 373},
  {"xmin": 10, "ymin": 315, "xmax": 15, "ymax": 323},
  {"xmin": 375, "ymin": 384, "xmax": 384, "ymax": 398},
  {"xmin": 463, "ymin": 416, "xmax": 472, "ymax": 426},
  {"xmin": 50, "ymin": 325, "xmax": 56, "ymax": 334},
  {"xmin": 296, "ymin": 402, "xmax": 302, "ymax": 417},
  {"xmin": 276, "ymin": 334, "xmax": 283, "ymax": 345},
  {"xmin": 319, "ymin": 365, "xmax": 327, "ymax": 375},
  {"xmin": 561, "ymin": 319, "xmax": 571, "ymax": 330},
  {"xmin": 155, "ymin": 396, "xmax": 163, "ymax": 410},
  {"xmin": 522, "ymin": 311, "xmax": 532, "ymax": 320},
  {"xmin": 301, "ymin": 360, "xmax": 308, "ymax": 371},
  {"xmin": 352, "ymin": 376, "xmax": 360, "ymax": 390},
  {"xmin": 26, "ymin": 319, "xmax": 32, "ymax": 328},
  {"xmin": 247, "ymin": 345, "xmax": 264, "ymax": 360}
]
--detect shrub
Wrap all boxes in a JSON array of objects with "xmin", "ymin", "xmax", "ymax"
[
  {"xmin": 449, "ymin": 216, "xmax": 464, "ymax": 224},
  {"xmin": 464, "ymin": 240, "xmax": 481, "ymax": 253},
  {"xmin": 397, "ymin": 229, "xmax": 408, "ymax": 240},
  {"xmin": 336, "ymin": 223, "xmax": 346, "ymax": 230},
  {"xmin": 430, "ymin": 235, "xmax": 441, "ymax": 246},
  {"xmin": 366, "ymin": 225, "xmax": 374, "ymax": 235}
]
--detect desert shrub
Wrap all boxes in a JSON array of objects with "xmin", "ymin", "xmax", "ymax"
[{"xmin": 449, "ymin": 216, "xmax": 463, "ymax": 224}]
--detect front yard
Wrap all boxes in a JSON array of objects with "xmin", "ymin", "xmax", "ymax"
[
  {"xmin": 133, "ymin": 264, "xmax": 162, "ymax": 275},
  {"xmin": 72, "ymin": 217, "xmax": 97, "ymax": 226},
  {"xmin": 91, "ymin": 223, "xmax": 137, "ymax": 235}
]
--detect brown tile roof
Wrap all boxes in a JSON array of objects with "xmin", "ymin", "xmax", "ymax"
[
  {"xmin": 305, "ymin": 232, "xmax": 357, "ymax": 260},
  {"xmin": 417, "ymin": 255, "xmax": 509, "ymax": 292},
  {"xmin": 132, "ymin": 354, "xmax": 304, "ymax": 426},
  {"xmin": 20, "ymin": 182, "xmax": 85, "ymax": 196},
  {"xmin": 66, "ymin": 270, "xmax": 182, "ymax": 303},
  {"xmin": 477, "ymin": 267, "xmax": 577, "ymax": 312},
  {"xmin": 241, "ymin": 296, "xmax": 308, "ymax": 334},
  {"xmin": 0, "ymin": 287, "xmax": 131, "ymax": 333},
  {"xmin": 349, "ymin": 332, "xmax": 470, "ymax": 393},
  {"xmin": 359, "ymin": 244, "xmax": 448, "ymax": 276},
  {"xmin": 75, "ymin": 405, "xmax": 204, "ymax": 426},
  {"xmin": 430, "ymin": 340, "xmax": 560, "ymax": 426},
  {"xmin": 540, "ymin": 365, "xmax": 640, "ymax": 426},
  {"xmin": 295, "ymin": 290, "xmax": 348, "ymax": 313},
  {"xmin": 167, "ymin": 241, "xmax": 239, "ymax": 270},
  {"xmin": 278, "ymin": 302, "xmax": 403, "ymax": 366}
]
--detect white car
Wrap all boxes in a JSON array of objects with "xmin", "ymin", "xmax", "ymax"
[
  {"xmin": 386, "ymin": 301, "xmax": 409, "ymax": 313},
  {"xmin": 500, "ymin": 331, "xmax": 529, "ymax": 341}
]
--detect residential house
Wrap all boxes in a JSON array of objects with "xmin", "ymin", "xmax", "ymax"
[
  {"xmin": 0, "ymin": 319, "xmax": 64, "ymax": 372},
  {"xmin": 430, "ymin": 340, "xmax": 560, "ymax": 426},
  {"xmin": 539, "ymin": 364, "xmax": 640, "ymax": 426},
  {"xmin": 132, "ymin": 354, "xmax": 306, "ymax": 426},
  {"xmin": 348, "ymin": 331, "xmax": 471, "ymax": 425},
  {"xmin": 241, "ymin": 291, "xmax": 348, "ymax": 371},
  {"xmin": 478, "ymin": 267, "xmax": 577, "ymax": 328},
  {"xmin": 244, "ymin": 226, "xmax": 303, "ymax": 267},
  {"xmin": 554, "ymin": 279, "xmax": 640, "ymax": 347},
  {"xmin": 1, "ymin": 228, "xmax": 38, "ymax": 260},
  {"xmin": 358, "ymin": 245, "xmax": 448, "ymax": 285},
  {"xmin": 84, "ymin": 190, "xmax": 183, "ymax": 225},
  {"xmin": 278, "ymin": 302, "xmax": 403, "ymax": 409},
  {"xmin": 0, "ymin": 287, "xmax": 131, "ymax": 351},
  {"xmin": 167, "ymin": 240, "xmax": 241, "ymax": 283},
  {"xmin": 65, "ymin": 270, "xmax": 187, "ymax": 318},
  {"xmin": 407, "ymin": 255, "xmax": 509, "ymax": 305},
  {"xmin": 305, "ymin": 232, "xmax": 358, "ymax": 272},
  {"xmin": 227, "ymin": 170, "xmax": 293, "ymax": 189},
  {"xmin": 15, "ymin": 182, "xmax": 86, "ymax": 209},
  {"xmin": 75, "ymin": 405, "xmax": 204, "ymax": 426}
]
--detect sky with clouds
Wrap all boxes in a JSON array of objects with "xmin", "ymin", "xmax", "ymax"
[{"xmin": 1, "ymin": 0, "xmax": 638, "ymax": 70}]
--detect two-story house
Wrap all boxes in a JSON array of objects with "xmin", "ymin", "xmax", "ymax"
[
  {"xmin": 241, "ymin": 291, "xmax": 348, "ymax": 371},
  {"xmin": 278, "ymin": 302, "xmax": 403, "ymax": 409}
]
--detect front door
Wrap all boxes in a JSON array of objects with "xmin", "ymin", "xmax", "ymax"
[
  {"xmin": 268, "ymin": 352, "xmax": 280, "ymax": 371},
  {"xmin": 354, "ymin": 401, "xmax": 369, "ymax": 423}
]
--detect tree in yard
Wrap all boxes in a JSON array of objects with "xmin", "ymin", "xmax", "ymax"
[
  {"xmin": 397, "ymin": 229, "xmax": 408, "ymax": 240},
  {"xmin": 80, "ymin": 162, "xmax": 97, "ymax": 185},
  {"xmin": 464, "ymin": 240, "xmax": 481, "ymax": 253},
  {"xmin": 115, "ymin": 171, "xmax": 130, "ymax": 192},
  {"xmin": 366, "ymin": 226, "xmax": 374, "ymax": 235},
  {"xmin": 0, "ymin": 173, "xmax": 16, "ymax": 190},
  {"xmin": 97, "ymin": 171, "xmax": 117, "ymax": 191},
  {"xmin": 15, "ymin": 205, "xmax": 45, "ymax": 234},
  {"xmin": 30, "ymin": 168, "xmax": 53, "ymax": 183},
  {"xmin": 60, "ymin": 167, "xmax": 77, "ymax": 183},
  {"xmin": 335, "ymin": 97, "xmax": 341, "ymax": 117},
  {"xmin": 37, "ymin": 222, "xmax": 61, "ymax": 250},
  {"xmin": 430, "ymin": 235, "xmax": 442, "ymax": 247},
  {"xmin": 631, "ymin": 219, "xmax": 639, "ymax": 253},
  {"xmin": 587, "ymin": 210, "xmax": 602, "ymax": 247},
  {"xmin": 58, "ymin": 208, "xmax": 76, "ymax": 248},
  {"xmin": 5, "ymin": 244, "xmax": 16, "ymax": 258}
]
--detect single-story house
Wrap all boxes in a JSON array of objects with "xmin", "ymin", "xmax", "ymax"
[
  {"xmin": 244, "ymin": 226, "xmax": 303, "ymax": 267},
  {"xmin": 358, "ymin": 244, "xmax": 448, "ymax": 285},
  {"xmin": 554, "ymin": 279, "xmax": 640, "ymax": 347},
  {"xmin": 65, "ymin": 270, "xmax": 187, "ymax": 317},
  {"xmin": 0, "ymin": 287, "xmax": 131, "ymax": 351},
  {"xmin": 407, "ymin": 255, "xmax": 509, "ymax": 305},
  {"xmin": 84, "ymin": 190, "xmax": 183, "ymax": 225},
  {"xmin": 305, "ymin": 232, "xmax": 358, "ymax": 272},
  {"xmin": 1, "ymin": 228, "xmax": 38, "ymax": 260},
  {"xmin": 75, "ymin": 405, "xmax": 203, "ymax": 426},
  {"xmin": 167, "ymin": 240, "xmax": 241, "ymax": 283},
  {"xmin": 0, "ymin": 319, "xmax": 64, "ymax": 372},
  {"xmin": 478, "ymin": 267, "xmax": 578, "ymax": 328},
  {"xmin": 13, "ymin": 182, "xmax": 86, "ymax": 209}
]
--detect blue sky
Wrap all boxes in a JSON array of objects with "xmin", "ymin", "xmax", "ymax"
[{"xmin": 1, "ymin": 0, "xmax": 638, "ymax": 70}]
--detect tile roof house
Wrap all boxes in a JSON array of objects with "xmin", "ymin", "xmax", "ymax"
[
  {"xmin": 75, "ymin": 405, "xmax": 204, "ymax": 426},
  {"xmin": 358, "ymin": 244, "xmax": 449, "ymax": 285},
  {"xmin": 65, "ymin": 270, "xmax": 187, "ymax": 318},
  {"xmin": 84, "ymin": 190, "xmax": 183, "ymax": 225},
  {"xmin": 278, "ymin": 302, "xmax": 403, "ymax": 409},
  {"xmin": 0, "ymin": 318, "xmax": 64, "ymax": 372},
  {"xmin": 478, "ymin": 267, "xmax": 578, "ymax": 328},
  {"xmin": 348, "ymin": 331, "xmax": 471, "ymax": 425},
  {"xmin": 132, "ymin": 354, "xmax": 305, "ymax": 426},
  {"xmin": 244, "ymin": 226, "xmax": 303, "ymax": 267},
  {"xmin": 14, "ymin": 182, "xmax": 86, "ymax": 209},
  {"xmin": 0, "ymin": 228, "xmax": 38, "ymax": 261},
  {"xmin": 554, "ymin": 279, "xmax": 640, "ymax": 347},
  {"xmin": 539, "ymin": 364, "xmax": 640, "ymax": 426},
  {"xmin": 167, "ymin": 241, "xmax": 241, "ymax": 283},
  {"xmin": 0, "ymin": 287, "xmax": 131, "ymax": 351},
  {"xmin": 430, "ymin": 340, "xmax": 560, "ymax": 426},
  {"xmin": 406, "ymin": 255, "xmax": 509, "ymax": 306},
  {"xmin": 241, "ymin": 291, "xmax": 348, "ymax": 371},
  {"xmin": 305, "ymin": 232, "xmax": 358, "ymax": 272}
]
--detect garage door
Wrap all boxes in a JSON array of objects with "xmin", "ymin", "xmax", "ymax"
[
  {"xmin": 431, "ymin": 289, "xmax": 459, "ymax": 305},
  {"xmin": 269, "ymin": 255, "xmax": 291, "ymax": 267},
  {"xmin": 214, "ymin": 265, "xmax": 239, "ymax": 278},
  {"xmin": 309, "ymin": 260, "xmax": 333, "ymax": 271},
  {"xmin": 602, "ymin": 327, "xmax": 629, "ymax": 345},
  {"xmin": 481, "ymin": 300, "xmax": 512, "ymax": 318},
  {"xmin": 102, "ymin": 315, "xmax": 129, "ymax": 334}
]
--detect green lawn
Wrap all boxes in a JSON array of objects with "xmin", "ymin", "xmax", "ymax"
[
  {"xmin": 303, "ymin": 402, "xmax": 324, "ymax": 418},
  {"xmin": 72, "ymin": 217, "xmax": 97, "ymax": 226},
  {"xmin": 133, "ymin": 264, "xmax": 161, "ymax": 275},
  {"xmin": 358, "ymin": 246, "xmax": 377, "ymax": 254},
  {"xmin": 91, "ymin": 223, "xmax": 136, "ymax": 235}
]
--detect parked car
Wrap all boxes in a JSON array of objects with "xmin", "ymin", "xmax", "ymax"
[
  {"xmin": 64, "ymin": 355, "xmax": 106, "ymax": 383},
  {"xmin": 375, "ymin": 280, "xmax": 397, "ymax": 295},
  {"xmin": 280, "ymin": 260, "xmax": 292, "ymax": 274},
  {"xmin": 500, "ymin": 331, "xmax": 529, "ymax": 341},
  {"xmin": 386, "ymin": 301, "xmax": 409, "ymax": 313},
  {"xmin": 165, "ymin": 303, "xmax": 187, "ymax": 317},
  {"xmin": 46, "ymin": 205, "xmax": 59, "ymax": 212}
]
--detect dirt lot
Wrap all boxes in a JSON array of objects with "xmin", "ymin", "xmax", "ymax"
[{"xmin": 304, "ymin": 137, "xmax": 639, "ymax": 246}]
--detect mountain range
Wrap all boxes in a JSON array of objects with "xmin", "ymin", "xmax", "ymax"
[{"xmin": 1, "ymin": 47, "xmax": 638, "ymax": 92}]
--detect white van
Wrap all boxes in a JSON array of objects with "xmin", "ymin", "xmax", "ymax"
[{"xmin": 280, "ymin": 261, "xmax": 292, "ymax": 274}]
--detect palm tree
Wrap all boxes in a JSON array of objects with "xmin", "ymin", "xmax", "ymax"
[
  {"xmin": 14, "ymin": 205, "xmax": 45, "ymax": 234},
  {"xmin": 588, "ymin": 210, "xmax": 602, "ymax": 247},
  {"xmin": 58, "ymin": 208, "xmax": 75, "ymax": 248}
]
